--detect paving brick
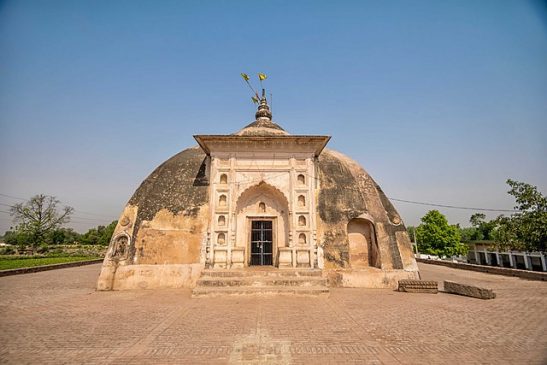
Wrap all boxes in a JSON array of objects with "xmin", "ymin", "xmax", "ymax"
[{"xmin": 0, "ymin": 263, "xmax": 546, "ymax": 364}]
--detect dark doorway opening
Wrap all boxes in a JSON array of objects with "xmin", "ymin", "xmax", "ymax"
[{"xmin": 250, "ymin": 220, "xmax": 273, "ymax": 266}]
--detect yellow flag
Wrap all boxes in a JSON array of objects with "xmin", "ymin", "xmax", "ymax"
[
  {"xmin": 251, "ymin": 96, "xmax": 259, "ymax": 104},
  {"xmin": 241, "ymin": 73, "xmax": 250, "ymax": 81},
  {"xmin": 258, "ymin": 73, "xmax": 267, "ymax": 81}
]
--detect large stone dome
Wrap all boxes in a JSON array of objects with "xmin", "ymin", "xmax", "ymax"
[{"xmin": 97, "ymin": 101, "xmax": 418, "ymax": 291}]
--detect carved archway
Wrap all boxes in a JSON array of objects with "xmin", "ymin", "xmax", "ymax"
[
  {"xmin": 235, "ymin": 181, "xmax": 290, "ymax": 209},
  {"xmin": 235, "ymin": 182, "xmax": 290, "ymax": 266}
]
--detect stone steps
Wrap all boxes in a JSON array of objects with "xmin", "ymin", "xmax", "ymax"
[
  {"xmin": 192, "ymin": 268, "xmax": 329, "ymax": 297},
  {"xmin": 197, "ymin": 276, "xmax": 327, "ymax": 287},
  {"xmin": 192, "ymin": 285, "xmax": 329, "ymax": 297},
  {"xmin": 200, "ymin": 269, "xmax": 323, "ymax": 278}
]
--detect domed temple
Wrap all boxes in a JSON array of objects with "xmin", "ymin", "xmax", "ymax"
[{"xmin": 97, "ymin": 94, "xmax": 418, "ymax": 291}]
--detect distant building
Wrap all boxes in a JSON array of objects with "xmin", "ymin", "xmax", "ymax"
[{"xmin": 97, "ymin": 96, "xmax": 418, "ymax": 291}]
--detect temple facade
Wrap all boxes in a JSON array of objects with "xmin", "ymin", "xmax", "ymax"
[{"xmin": 97, "ymin": 96, "xmax": 418, "ymax": 291}]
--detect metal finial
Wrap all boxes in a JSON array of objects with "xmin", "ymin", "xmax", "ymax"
[{"xmin": 255, "ymin": 89, "xmax": 272, "ymax": 120}]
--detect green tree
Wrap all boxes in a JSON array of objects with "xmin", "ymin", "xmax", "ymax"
[
  {"xmin": 459, "ymin": 227, "xmax": 479, "ymax": 243},
  {"xmin": 10, "ymin": 195, "xmax": 73, "ymax": 249},
  {"xmin": 2, "ymin": 228, "xmax": 32, "ymax": 250},
  {"xmin": 78, "ymin": 220, "xmax": 117, "ymax": 246},
  {"xmin": 416, "ymin": 210, "xmax": 466, "ymax": 257},
  {"xmin": 495, "ymin": 179, "xmax": 547, "ymax": 251},
  {"xmin": 469, "ymin": 213, "xmax": 496, "ymax": 241},
  {"xmin": 406, "ymin": 226, "xmax": 417, "ymax": 242},
  {"xmin": 46, "ymin": 228, "xmax": 80, "ymax": 245},
  {"xmin": 99, "ymin": 220, "xmax": 118, "ymax": 246}
]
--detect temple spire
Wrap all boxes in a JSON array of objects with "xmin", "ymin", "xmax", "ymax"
[{"xmin": 255, "ymin": 89, "xmax": 272, "ymax": 121}]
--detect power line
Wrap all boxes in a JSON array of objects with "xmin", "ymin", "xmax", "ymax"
[
  {"xmin": 2, "ymin": 174, "xmax": 518, "ymax": 220},
  {"xmin": 388, "ymin": 198, "xmax": 516, "ymax": 213},
  {"xmin": 72, "ymin": 209, "xmax": 113, "ymax": 218},
  {"xmin": 224, "ymin": 169, "xmax": 516, "ymax": 213},
  {"xmin": 0, "ymin": 193, "xmax": 25, "ymax": 201},
  {"xmin": 1, "ymin": 202, "xmax": 112, "ymax": 221},
  {"xmin": 0, "ymin": 192, "xmax": 114, "ymax": 219},
  {"xmin": 71, "ymin": 216, "xmax": 112, "ymax": 223}
]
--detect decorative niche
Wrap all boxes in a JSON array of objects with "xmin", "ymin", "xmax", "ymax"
[{"xmin": 220, "ymin": 173, "xmax": 228, "ymax": 184}]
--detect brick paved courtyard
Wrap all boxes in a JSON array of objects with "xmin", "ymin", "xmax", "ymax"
[{"xmin": 1, "ymin": 263, "xmax": 546, "ymax": 365}]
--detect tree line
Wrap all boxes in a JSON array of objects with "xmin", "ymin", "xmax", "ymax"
[
  {"xmin": 407, "ymin": 179, "xmax": 546, "ymax": 257},
  {"xmin": 1, "ymin": 194, "xmax": 117, "ymax": 250}
]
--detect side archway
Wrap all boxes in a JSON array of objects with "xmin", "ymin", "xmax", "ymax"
[{"xmin": 347, "ymin": 218, "xmax": 381, "ymax": 268}]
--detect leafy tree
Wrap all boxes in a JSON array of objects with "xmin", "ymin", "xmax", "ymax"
[
  {"xmin": 416, "ymin": 210, "xmax": 466, "ymax": 257},
  {"xmin": 468, "ymin": 213, "xmax": 496, "ymax": 241},
  {"xmin": 406, "ymin": 226, "xmax": 417, "ymax": 242},
  {"xmin": 79, "ymin": 220, "xmax": 117, "ymax": 246},
  {"xmin": 46, "ymin": 228, "xmax": 80, "ymax": 245},
  {"xmin": 469, "ymin": 213, "xmax": 486, "ymax": 227},
  {"xmin": 10, "ymin": 194, "xmax": 74, "ymax": 249},
  {"xmin": 2, "ymin": 228, "xmax": 32, "ymax": 250},
  {"xmin": 459, "ymin": 227, "xmax": 479, "ymax": 243},
  {"xmin": 495, "ymin": 179, "xmax": 547, "ymax": 251}
]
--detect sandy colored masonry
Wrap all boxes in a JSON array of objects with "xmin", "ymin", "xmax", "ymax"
[{"xmin": 97, "ymin": 96, "xmax": 418, "ymax": 290}]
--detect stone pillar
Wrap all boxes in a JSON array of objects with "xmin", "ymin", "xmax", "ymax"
[
  {"xmin": 474, "ymin": 250, "xmax": 480, "ymax": 265},
  {"xmin": 540, "ymin": 253, "xmax": 546, "ymax": 272},
  {"xmin": 496, "ymin": 251, "xmax": 502, "ymax": 267},
  {"xmin": 484, "ymin": 249, "xmax": 490, "ymax": 265},
  {"xmin": 523, "ymin": 252, "xmax": 531, "ymax": 270},
  {"xmin": 508, "ymin": 252, "xmax": 515, "ymax": 269}
]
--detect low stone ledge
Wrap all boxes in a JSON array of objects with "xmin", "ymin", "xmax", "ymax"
[
  {"xmin": 443, "ymin": 280, "xmax": 496, "ymax": 300},
  {"xmin": 416, "ymin": 258, "xmax": 547, "ymax": 281},
  {"xmin": 398, "ymin": 279, "xmax": 438, "ymax": 293},
  {"xmin": 0, "ymin": 259, "xmax": 104, "ymax": 277}
]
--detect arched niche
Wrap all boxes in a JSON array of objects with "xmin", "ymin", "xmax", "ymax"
[
  {"xmin": 217, "ymin": 232, "xmax": 226, "ymax": 245},
  {"xmin": 347, "ymin": 218, "xmax": 381, "ymax": 268},
  {"xmin": 298, "ymin": 215, "xmax": 306, "ymax": 226},
  {"xmin": 298, "ymin": 195, "xmax": 305, "ymax": 207},
  {"xmin": 297, "ymin": 174, "xmax": 305, "ymax": 185},
  {"xmin": 218, "ymin": 215, "xmax": 226, "ymax": 226},
  {"xmin": 110, "ymin": 233, "xmax": 130, "ymax": 260},
  {"xmin": 298, "ymin": 233, "xmax": 307, "ymax": 245},
  {"xmin": 220, "ymin": 173, "xmax": 228, "ymax": 184},
  {"xmin": 219, "ymin": 194, "xmax": 227, "ymax": 206}
]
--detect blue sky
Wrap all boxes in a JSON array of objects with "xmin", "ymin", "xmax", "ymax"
[{"xmin": 1, "ymin": 0, "xmax": 546, "ymax": 233}]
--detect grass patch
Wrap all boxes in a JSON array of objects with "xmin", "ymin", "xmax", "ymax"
[{"xmin": 0, "ymin": 256, "xmax": 101, "ymax": 270}]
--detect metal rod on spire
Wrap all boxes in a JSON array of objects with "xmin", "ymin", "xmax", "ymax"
[
  {"xmin": 241, "ymin": 73, "xmax": 259, "ymax": 99},
  {"xmin": 241, "ymin": 72, "xmax": 269, "ymax": 106}
]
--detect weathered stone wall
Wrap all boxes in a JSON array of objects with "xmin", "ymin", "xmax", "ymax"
[
  {"xmin": 97, "ymin": 139, "xmax": 419, "ymax": 290},
  {"xmin": 316, "ymin": 148, "xmax": 417, "ymax": 274},
  {"xmin": 97, "ymin": 147, "xmax": 210, "ymax": 290}
]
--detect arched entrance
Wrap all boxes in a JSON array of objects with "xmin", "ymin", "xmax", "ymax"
[
  {"xmin": 347, "ymin": 218, "xmax": 381, "ymax": 268},
  {"xmin": 235, "ymin": 182, "xmax": 289, "ymax": 267}
]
